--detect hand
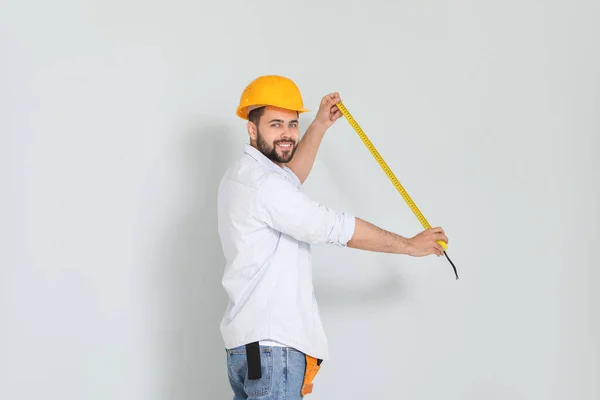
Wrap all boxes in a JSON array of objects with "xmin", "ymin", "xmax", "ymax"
[
  {"xmin": 313, "ymin": 92, "xmax": 343, "ymax": 129},
  {"xmin": 406, "ymin": 227, "xmax": 449, "ymax": 257}
]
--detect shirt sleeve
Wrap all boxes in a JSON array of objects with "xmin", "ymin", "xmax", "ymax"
[
  {"xmin": 283, "ymin": 166, "xmax": 302, "ymax": 188},
  {"xmin": 253, "ymin": 174, "xmax": 356, "ymax": 246}
]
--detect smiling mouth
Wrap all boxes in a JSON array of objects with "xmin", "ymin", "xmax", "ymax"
[{"xmin": 275, "ymin": 141, "xmax": 294, "ymax": 151}]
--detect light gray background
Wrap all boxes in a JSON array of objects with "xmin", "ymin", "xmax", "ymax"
[{"xmin": 2, "ymin": 1, "xmax": 599, "ymax": 399}]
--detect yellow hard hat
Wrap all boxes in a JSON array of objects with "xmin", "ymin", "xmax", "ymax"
[{"xmin": 236, "ymin": 75, "xmax": 310, "ymax": 120}]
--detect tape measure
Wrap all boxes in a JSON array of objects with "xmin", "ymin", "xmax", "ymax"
[{"xmin": 335, "ymin": 101, "xmax": 459, "ymax": 279}]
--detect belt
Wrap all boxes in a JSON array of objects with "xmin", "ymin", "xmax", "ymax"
[{"xmin": 245, "ymin": 342, "xmax": 322, "ymax": 396}]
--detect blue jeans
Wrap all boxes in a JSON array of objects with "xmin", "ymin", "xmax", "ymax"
[{"xmin": 226, "ymin": 345, "xmax": 308, "ymax": 399}]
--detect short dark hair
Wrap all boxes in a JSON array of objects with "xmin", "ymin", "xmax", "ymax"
[
  {"xmin": 248, "ymin": 106, "xmax": 299, "ymax": 126},
  {"xmin": 248, "ymin": 107, "xmax": 266, "ymax": 126}
]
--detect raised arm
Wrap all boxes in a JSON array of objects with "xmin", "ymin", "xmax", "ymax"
[{"xmin": 285, "ymin": 93, "xmax": 343, "ymax": 184}]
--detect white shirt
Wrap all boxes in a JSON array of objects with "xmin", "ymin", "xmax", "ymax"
[{"xmin": 217, "ymin": 144, "xmax": 356, "ymax": 360}]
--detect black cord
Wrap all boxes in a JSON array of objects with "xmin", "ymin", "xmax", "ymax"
[{"xmin": 444, "ymin": 251, "xmax": 459, "ymax": 280}]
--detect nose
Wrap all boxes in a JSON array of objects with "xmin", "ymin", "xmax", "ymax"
[{"xmin": 279, "ymin": 131, "xmax": 291, "ymax": 140}]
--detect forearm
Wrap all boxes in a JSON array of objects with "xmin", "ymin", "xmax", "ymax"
[
  {"xmin": 285, "ymin": 121, "xmax": 327, "ymax": 184},
  {"xmin": 346, "ymin": 217, "xmax": 412, "ymax": 255}
]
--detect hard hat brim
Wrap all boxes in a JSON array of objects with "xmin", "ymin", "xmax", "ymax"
[{"xmin": 236, "ymin": 105, "xmax": 310, "ymax": 120}]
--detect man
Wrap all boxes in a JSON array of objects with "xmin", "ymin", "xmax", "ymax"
[{"xmin": 217, "ymin": 75, "xmax": 448, "ymax": 399}]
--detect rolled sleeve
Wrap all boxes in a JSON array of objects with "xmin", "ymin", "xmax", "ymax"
[
  {"xmin": 338, "ymin": 212, "xmax": 356, "ymax": 246},
  {"xmin": 254, "ymin": 175, "xmax": 356, "ymax": 246}
]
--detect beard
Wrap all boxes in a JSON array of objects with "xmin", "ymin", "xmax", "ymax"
[{"xmin": 256, "ymin": 129, "xmax": 297, "ymax": 163}]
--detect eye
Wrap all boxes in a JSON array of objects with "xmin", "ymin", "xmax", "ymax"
[
  {"xmin": 271, "ymin": 123, "xmax": 280, "ymax": 128},
  {"xmin": 289, "ymin": 123, "xmax": 297, "ymax": 128}
]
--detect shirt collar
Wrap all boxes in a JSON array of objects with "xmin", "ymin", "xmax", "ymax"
[{"xmin": 244, "ymin": 144, "xmax": 287, "ymax": 175}]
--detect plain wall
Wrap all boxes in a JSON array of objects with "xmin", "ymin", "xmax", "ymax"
[{"xmin": 2, "ymin": 0, "xmax": 599, "ymax": 399}]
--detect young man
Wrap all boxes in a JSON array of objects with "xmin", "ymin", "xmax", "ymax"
[{"xmin": 217, "ymin": 75, "xmax": 448, "ymax": 399}]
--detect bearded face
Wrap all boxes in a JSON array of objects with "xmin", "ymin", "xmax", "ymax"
[
  {"xmin": 249, "ymin": 106, "xmax": 300, "ymax": 165},
  {"xmin": 256, "ymin": 129, "xmax": 297, "ymax": 163}
]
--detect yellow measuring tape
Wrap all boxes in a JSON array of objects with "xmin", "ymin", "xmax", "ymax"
[{"xmin": 335, "ymin": 102, "xmax": 459, "ymax": 279}]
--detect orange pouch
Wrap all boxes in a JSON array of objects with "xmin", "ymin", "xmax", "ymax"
[{"xmin": 301, "ymin": 355, "xmax": 322, "ymax": 396}]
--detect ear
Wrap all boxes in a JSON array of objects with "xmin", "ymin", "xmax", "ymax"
[{"xmin": 247, "ymin": 120, "xmax": 258, "ymax": 142}]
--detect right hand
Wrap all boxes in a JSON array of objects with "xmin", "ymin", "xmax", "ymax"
[
  {"xmin": 407, "ymin": 227, "xmax": 448, "ymax": 257},
  {"xmin": 313, "ymin": 92, "xmax": 343, "ymax": 130}
]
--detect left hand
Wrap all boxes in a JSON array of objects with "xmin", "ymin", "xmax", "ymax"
[{"xmin": 314, "ymin": 92, "xmax": 343, "ymax": 129}]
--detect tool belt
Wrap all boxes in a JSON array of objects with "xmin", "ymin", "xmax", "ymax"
[{"xmin": 246, "ymin": 342, "xmax": 322, "ymax": 396}]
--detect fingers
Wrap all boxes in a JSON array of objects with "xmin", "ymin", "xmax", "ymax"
[
  {"xmin": 428, "ymin": 227, "xmax": 448, "ymax": 244},
  {"xmin": 433, "ymin": 243, "xmax": 444, "ymax": 256},
  {"xmin": 319, "ymin": 93, "xmax": 342, "ymax": 125},
  {"xmin": 419, "ymin": 227, "xmax": 448, "ymax": 256},
  {"xmin": 330, "ymin": 105, "xmax": 342, "ymax": 120},
  {"xmin": 322, "ymin": 92, "xmax": 341, "ymax": 106}
]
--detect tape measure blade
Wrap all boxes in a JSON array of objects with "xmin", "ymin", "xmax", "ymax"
[{"xmin": 336, "ymin": 102, "xmax": 432, "ymax": 231}]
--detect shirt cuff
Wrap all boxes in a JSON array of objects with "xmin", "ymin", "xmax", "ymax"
[{"xmin": 337, "ymin": 213, "xmax": 356, "ymax": 247}]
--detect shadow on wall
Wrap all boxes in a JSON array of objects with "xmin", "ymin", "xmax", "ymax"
[
  {"xmin": 312, "ymin": 146, "xmax": 408, "ymax": 309},
  {"xmin": 156, "ymin": 121, "xmax": 232, "ymax": 399},
  {"xmin": 314, "ymin": 272, "xmax": 407, "ymax": 309}
]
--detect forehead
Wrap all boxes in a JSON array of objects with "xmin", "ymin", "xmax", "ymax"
[{"xmin": 261, "ymin": 106, "xmax": 299, "ymax": 121}]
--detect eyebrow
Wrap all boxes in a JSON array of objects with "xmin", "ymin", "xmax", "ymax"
[{"xmin": 269, "ymin": 119, "xmax": 298, "ymax": 124}]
